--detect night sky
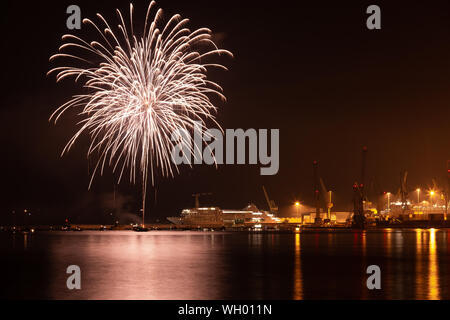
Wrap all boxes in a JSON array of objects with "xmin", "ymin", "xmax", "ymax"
[{"xmin": 1, "ymin": 0, "xmax": 450, "ymax": 224}]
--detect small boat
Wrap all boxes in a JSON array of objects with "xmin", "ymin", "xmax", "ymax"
[
  {"xmin": 133, "ymin": 225, "xmax": 149, "ymax": 232},
  {"xmin": 21, "ymin": 227, "xmax": 35, "ymax": 234}
]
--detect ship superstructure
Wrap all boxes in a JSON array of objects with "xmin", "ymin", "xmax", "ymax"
[{"xmin": 167, "ymin": 203, "xmax": 280, "ymax": 227}]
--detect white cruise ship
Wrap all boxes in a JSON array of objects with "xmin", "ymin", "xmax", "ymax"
[{"xmin": 167, "ymin": 203, "xmax": 280, "ymax": 227}]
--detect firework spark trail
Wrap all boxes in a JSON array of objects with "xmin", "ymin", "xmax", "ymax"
[{"xmin": 49, "ymin": 1, "xmax": 232, "ymax": 225}]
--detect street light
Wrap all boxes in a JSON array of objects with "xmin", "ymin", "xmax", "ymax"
[
  {"xmin": 430, "ymin": 190, "xmax": 435, "ymax": 207},
  {"xmin": 294, "ymin": 201, "xmax": 301, "ymax": 223},
  {"xmin": 387, "ymin": 192, "xmax": 391, "ymax": 212},
  {"xmin": 295, "ymin": 202, "xmax": 300, "ymax": 216}
]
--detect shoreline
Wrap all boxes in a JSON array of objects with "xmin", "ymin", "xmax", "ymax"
[{"xmin": 2, "ymin": 222, "xmax": 450, "ymax": 233}]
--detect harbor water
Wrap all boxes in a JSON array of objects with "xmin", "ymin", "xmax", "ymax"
[{"xmin": 1, "ymin": 229, "xmax": 449, "ymax": 299}]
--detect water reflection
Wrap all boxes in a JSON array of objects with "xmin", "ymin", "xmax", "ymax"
[
  {"xmin": 415, "ymin": 229, "xmax": 424, "ymax": 298},
  {"xmin": 2, "ymin": 229, "xmax": 449, "ymax": 299},
  {"xmin": 385, "ymin": 229, "xmax": 392, "ymax": 258},
  {"xmin": 46, "ymin": 231, "xmax": 227, "ymax": 299},
  {"xmin": 428, "ymin": 229, "xmax": 440, "ymax": 300},
  {"xmin": 394, "ymin": 231, "xmax": 403, "ymax": 256},
  {"xmin": 359, "ymin": 231, "xmax": 368, "ymax": 300},
  {"xmin": 415, "ymin": 229, "xmax": 440, "ymax": 300},
  {"xmin": 293, "ymin": 233, "xmax": 303, "ymax": 299}
]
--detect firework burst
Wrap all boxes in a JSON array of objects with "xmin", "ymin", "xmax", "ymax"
[{"xmin": 49, "ymin": 1, "xmax": 232, "ymax": 224}]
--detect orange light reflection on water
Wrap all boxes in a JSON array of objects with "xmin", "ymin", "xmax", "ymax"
[
  {"xmin": 415, "ymin": 229, "xmax": 440, "ymax": 300},
  {"xmin": 428, "ymin": 229, "xmax": 440, "ymax": 300},
  {"xmin": 293, "ymin": 233, "xmax": 303, "ymax": 300}
]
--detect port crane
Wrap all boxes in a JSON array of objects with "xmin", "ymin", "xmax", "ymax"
[
  {"xmin": 319, "ymin": 177, "xmax": 333, "ymax": 221},
  {"xmin": 352, "ymin": 147, "xmax": 367, "ymax": 228},
  {"xmin": 313, "ymin": 161, "xmax": 322, "ymax": 224},
  {"xmin": 262, "ymin": 186, "xmax": 278, "ymax": 215},
  {"xmin": 398, "ymin": 170, "xmax": 409, "ymax": 213},
  {"xmin": 427, "ymin": 162, "xmax": 450, "ymax": 218},
  {"xmin": 192, "ymin": 193, "xmax": 212, "ymax": 208},
  {"xmin": 446, "ymin": 160, "xmax": 450, "ymax": 218}
]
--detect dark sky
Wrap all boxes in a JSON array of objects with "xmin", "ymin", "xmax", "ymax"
[{"xmin": 1, "ymin": 0, "xmax": 450, "ymax": 224}]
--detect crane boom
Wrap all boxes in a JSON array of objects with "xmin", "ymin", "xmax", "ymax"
[
  {"xmin": 400, "ymin": 170, "xmax": 409, "ymax": 213},
  {"xmin": 319, "ymin": 178, "xmax": 328, "ymax": 202},
  {"xmin": 262, "ymin": 186, "xmax": 278, "ymax": 213},
  {"xmin": 262, "ymin": 186, "xmax": 271, "ymax": 210}
]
